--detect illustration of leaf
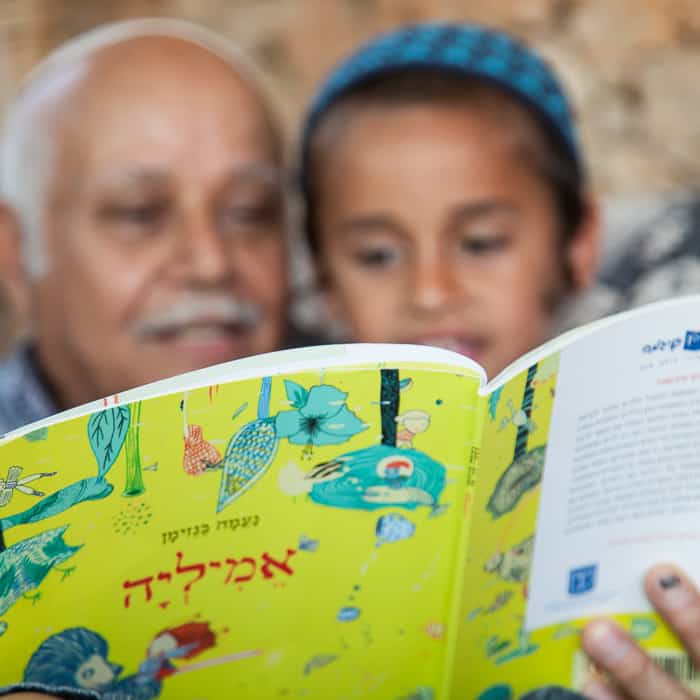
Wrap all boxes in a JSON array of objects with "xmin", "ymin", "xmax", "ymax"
[
  {"xmin": 88, "ymin": 406, "xmax": 131, "ymax": 477},
  {"xmin": 486, "ymin": 446, "xmax": 545, "ymax": 519},
  {"xmin": 284, "ymin": 380, "xmax": 308, "ymax": 409},
  {"xmin": 24, "ymin": 427, "xmax": 48, "ymax": 442},
  {"xmin": 0, "ymin": 478, "xmax": 113, "ymax": 532}
]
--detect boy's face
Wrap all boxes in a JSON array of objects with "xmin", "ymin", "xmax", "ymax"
[{"xmin": 315, "ymin": 104, "xmax": 597, "ymax": 378}]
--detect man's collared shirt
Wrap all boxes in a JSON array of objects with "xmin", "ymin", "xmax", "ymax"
[{"xmin": 0, "ymin": 344, "xmax": 57, "ymax": 436}]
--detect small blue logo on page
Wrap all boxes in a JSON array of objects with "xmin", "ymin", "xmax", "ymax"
[
  {"xmin": 684, "ymin": 331, "xmax": 700, "ymax": 351},
  {"xmin": 568, "ymin": 564, "xmax": 597, "ymax": 596}
]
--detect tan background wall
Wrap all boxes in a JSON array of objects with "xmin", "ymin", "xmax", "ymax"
[{"xmin": 2, "ymin": 0, "xmax": 700, "ymax": 195}]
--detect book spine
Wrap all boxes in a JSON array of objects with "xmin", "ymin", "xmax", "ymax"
[{"xmin": 440, "ymin": 393, "xmax": 487, "ymax": 698}]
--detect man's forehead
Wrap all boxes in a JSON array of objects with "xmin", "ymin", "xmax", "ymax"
[
  {"xmin": 71, "ymin": 37, "xmax": 267, "ymax": 116},
  {"xmin": 21, "ymin": 34, "xmax": 278, "ymax": 165},
  {"xmin": 40, "ymin": 38, "xmax": 281, "ymax": 187},
  {"xmin": 94, "ymin": 162, "xmax": 285, "ymax": 190}
]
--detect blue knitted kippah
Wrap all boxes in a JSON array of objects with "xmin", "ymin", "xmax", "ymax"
[{"xmin": 301, "ymin": 22, "xmax": 582, "ymax": 174}]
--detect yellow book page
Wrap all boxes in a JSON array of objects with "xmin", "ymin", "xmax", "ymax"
[
  {"xmin": 450, "ymin": 354, "xmax": 689, "ymax": 700},
  {"xmin": 0, "ymin": 361, "xmax": 480, "ymax": 699}
]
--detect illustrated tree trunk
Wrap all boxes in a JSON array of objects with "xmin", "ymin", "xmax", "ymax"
[
  {"xmin": 513, "ymin": 363, "xmax": 538, "ymax": 460},
  {"xmin": 380, "ymin": 369, "xmax": 400, "ymax": 447},
  {"xmin": 123, "ymin": 401, "xmax": 145, "ymax": 497}
]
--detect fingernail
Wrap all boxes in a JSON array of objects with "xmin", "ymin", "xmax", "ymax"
[
  {"xmin": 656, "ymin": 569, "xmax": 694, "ymax": 610},
  {"xmin": 584, "ymin": 620, "xmax": 631, "ymax": 665}
]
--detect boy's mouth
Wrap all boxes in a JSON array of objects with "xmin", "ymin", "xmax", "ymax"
[{"xmin": 407, "ymin": 334, "xmax": 486, "ymax": 361}]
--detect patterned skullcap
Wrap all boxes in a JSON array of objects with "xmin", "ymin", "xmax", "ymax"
[{"xmin": 301, "ymin": 22, "xmax": 581, "ymax": 173}]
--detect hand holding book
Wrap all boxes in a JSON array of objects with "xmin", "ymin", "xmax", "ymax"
[{"xmin": 582, "ymin": 564, "xmax": 700, "ymax": 700}]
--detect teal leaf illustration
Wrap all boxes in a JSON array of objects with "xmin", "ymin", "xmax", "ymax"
[
  {"xmin": 284, "ymin": 380, "xmax": 309, "ymax": 409},
  {"xmin": 486, "ymin": 446, "xmax": 545, "ymax": 519},
  {"xmin": 275, "ymin": 410, "xmax": 304, "ymax": 439},
  {"xmin": 301, "ymin": 385, "xmax": 347, "ymax": 417},
  {"xmin": 24, "ymin": 427, "xmax": 48, "ymax": 442},
  {"xmin": 0, "ymin": 477, "xmax": 113, "ymax": 532},
  {"xmin": 88, "ymin": 406, "xmax": 131, "ymax": 477},
  {"xmin": 313, "ymin": 405, "xmax": 367, "ymax": 444},
  {"xmin": 275, "ymin": 383, "xmax": 365, "ymax": 447}
]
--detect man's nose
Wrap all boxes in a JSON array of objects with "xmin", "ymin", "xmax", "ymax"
[{"xmin": 176, "ymin": 212, "xmax": 230, "ymax": 284}]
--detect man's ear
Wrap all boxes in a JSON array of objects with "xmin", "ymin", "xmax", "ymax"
[
  {"xmin": 567, "ymin": 197, "xmax": 601, "ymax": 292},
  {"xmin": 0, "ymin": 203, "xmax": 30, "ymax": 325}
]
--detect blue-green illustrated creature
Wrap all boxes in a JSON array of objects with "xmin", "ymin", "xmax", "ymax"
[
  {"xmin": 302, "ymin": 370, "xmax": 447, "ymax": 515},
  {"xmin": 477, "ymin": 684, "xmax": 582, "ymax": 700},
  {"xmin": 23, "ymin": 627, "xmax": 162, "ymax": 699},
  {"xmin": 0, "ymin": 526, "xmax": 80, "ymax": 616},
  {"xmin": 477, "ymin": 685, "xmax": 513, "ymax": 700},
  {"xmin": 308, "ymin": 445, "xmax": 445, "ymax": 514}
]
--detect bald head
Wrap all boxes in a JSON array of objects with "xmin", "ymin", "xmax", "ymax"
[
  {"xmin": 0, "ymin": 20, "xmax": 290, "ymax": 408},
  {"xmin": 0, "ymin": 20, "xmax": 281, "ymax": 276}
]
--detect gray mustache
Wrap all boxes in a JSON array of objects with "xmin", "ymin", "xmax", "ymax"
[{"xmin": 131, "ymin": 295, "xmax": 262, "ymax": 337}]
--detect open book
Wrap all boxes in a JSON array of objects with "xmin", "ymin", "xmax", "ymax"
[{"xmin": 2, "ymin": 296, "xmax": 700, "ymax": 699}]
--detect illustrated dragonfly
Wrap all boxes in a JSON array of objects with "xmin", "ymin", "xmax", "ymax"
[{"xmin": 0, "ymin": 466, "xmax": 57, "ymax": 507}]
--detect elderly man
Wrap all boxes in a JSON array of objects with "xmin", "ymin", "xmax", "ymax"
[{"xmin": 0, "ymin": 19, "xmax": 292, "ymax": 435}]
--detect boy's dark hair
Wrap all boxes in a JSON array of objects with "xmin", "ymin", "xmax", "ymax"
[{"xmin": 299, "ymin": 22, "xmax": 588, "ymax": 287}]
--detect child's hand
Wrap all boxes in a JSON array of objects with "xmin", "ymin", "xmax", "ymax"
[{"xmin": 581, "ymin": 564, "xmax": 700, "ymax": 699}]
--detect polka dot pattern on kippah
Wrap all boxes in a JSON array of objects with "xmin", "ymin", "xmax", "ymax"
[{"xmin": 302, "ymin": 22, "xmax": 580, "ymax": 172}]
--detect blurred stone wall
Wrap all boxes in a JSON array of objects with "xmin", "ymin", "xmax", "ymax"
[
  {"xmin": 3, "ymin": 0, "xmax": 700, "ymax": 193},
  {"xmin": 0, "ymin": 0, "xmax": 699, "ymax": 347}
]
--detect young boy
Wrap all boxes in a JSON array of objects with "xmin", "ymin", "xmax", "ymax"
[
  {"xmin": 298, "ymin": 23, "xmax": 700, "ymax": 700},
  {"xmin": 299, "ymin": 22, "xmax": 599, "ymax": 380}
]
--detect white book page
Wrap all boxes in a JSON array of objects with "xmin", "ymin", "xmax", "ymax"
[{"xmin": 526, "ymin": 295, "xmax": 700, "ymax": 630}]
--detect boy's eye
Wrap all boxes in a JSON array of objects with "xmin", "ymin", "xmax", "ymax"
[
  {"xmin": 458, "ymin": 232, "xmax": 508, "ymax": 256},
  {"xmin": 352, "ymin": 247, "xmax": 400, "ymax": 268}
]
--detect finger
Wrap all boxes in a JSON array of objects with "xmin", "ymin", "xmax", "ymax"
[
  {"xmin": 581, "ymin": 676, "xmax": 628, "ymax": 700},
  {"xmin": 581, "ymin": 618, "xmax": 693, "ymax": 700},
  {"xmin": 644, "ymin": 564, "xmax": 700, "ymax": 668}
]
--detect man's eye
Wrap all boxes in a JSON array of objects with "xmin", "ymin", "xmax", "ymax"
[
  {"xmin": 458, "ymin": 234, "xmax": 508, "ymax": 256},
  {"xmin": 222, "ymin": 201, "xmax": 281, "ymax": 228},
  {"xmin": 352, "ymin": 248, "xmax": 399, "ymax": 268},
  {"xmin": 104, "ymin": 204, "xmax": 166, "ymax": 225}
]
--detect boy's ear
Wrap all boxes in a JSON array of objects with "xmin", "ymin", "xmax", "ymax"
[
  {"xmin": 0, "ymin": 204, "xmax": 30, "ymax": 326},
  {"xmin": 567, "ymin": 197, "xmax": 601, "ymax": 292}
]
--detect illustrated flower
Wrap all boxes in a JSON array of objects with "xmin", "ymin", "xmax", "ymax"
[{"xmin": 275, "ymin": 382, "xmax": 366, "ymax": 455}]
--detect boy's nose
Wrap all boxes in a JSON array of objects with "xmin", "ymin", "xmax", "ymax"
[{"xmin": 410, "ymin": 255, "xmax": 458, "ymax": 313}]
